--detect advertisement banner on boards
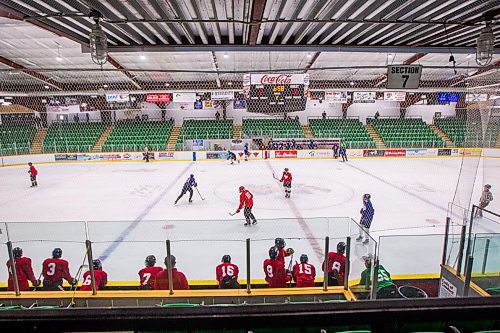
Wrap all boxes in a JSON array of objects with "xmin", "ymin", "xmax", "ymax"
[
  {"xmin": 275, "ymin": 150, "xmax": 298, "ymax": 158},
  {"xmin": 146, "ymin": 93, "xmax": 171, "ymax": 103},
  {"xmin": 324, "ymin": 91, "xmax": 348, "ymax": 103},
  {"xmin": 211, "ymin": 91, "xmax": 234, "ymax": 100},
  {"xmin": 55, "ymin": 154, "xmax": 77, "ymax": 161},
  {"xmin": 206, "ymin": 152, "xmax": 228, "ymax": 159},
  {"xmin": 384, "ymin": 91, "xmax": 406, "ymax": 101},
  {"xmin": 347, "ymin": 149, "xmax": 364, "ymax": 157},
  {"xmin": 363, "ymin": 149, "xmax": 385, "ymax": 157},
  {"xmin": 384, "ymin": 149, "xmax": 406, "ymax": 157},
  {"xmin": 307, "ymin": 150, "xmax": 332, "ymax": 158},
  {"xmin": 437, "ymin": 149, "xmax": 452, "ymax": 156},
  {"xmin": 353, "ymin": 92, "xmax": 376, "ymax": 103},
  {"xmin": 406, "ymin": 149, "xmax": 427, "ymax": 156},
  {"xmin": 173, "ymin": 92, "xmax": 197, "ymax": 102},
  {"xmin": 105, "ymin": 93, "xmax": 129, "ymax": 103}
]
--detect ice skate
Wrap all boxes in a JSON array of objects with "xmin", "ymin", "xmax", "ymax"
[
  {"xmin": 252, "ymin": 220, "xmax": 257, "ymax": 225},
  {"xmin": 362, "ymin": 238, "xmax": 369, "ymax": 244},
  {"xmin": 356, "ymin": 235, "xmax": 363, "ymax": 242}
]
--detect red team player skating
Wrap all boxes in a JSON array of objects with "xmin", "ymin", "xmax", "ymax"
[
  {"xmin": 80, "ymin": 259, "xmax": 108, "ymax": 291},
  {"xmin": 41, "ymin": 248, "xmax": 77, "ymax": 291},
  {"xmin": 292, "ymin": 254, "xmax": 316, "ymax": 287},
  {"xmin": 215, "ymin": 255, "xmax": 240, "ymax": 289},
  {"xmin": 138, "ymin": 255, "xmax": 163, "ymax": 290},
  {"xmin": 263, "ymin": 247, "xmax": 291, "ymax": 288},
  {"xmin": 28, "ymin": 162, "xmax": 38, "ymax": 187},
  {"xmin": 280, "ymin": 168, "xmax": 292, "ymax": 198},
  {"xmin": 230, "ymin": 186, "xmax": 257, "ymax": 226},
  {"xmin": 6, "ymin": 247, "xmax": 40, "ymax": 291}
]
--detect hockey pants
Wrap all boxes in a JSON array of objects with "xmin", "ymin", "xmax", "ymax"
[
  {"xmin": 177, "ymin": 187, "xmax": 193, "ymax": 201},
  {"xmin": 244, "ymin": 206, "xmax": 256, "ymax": 224}
]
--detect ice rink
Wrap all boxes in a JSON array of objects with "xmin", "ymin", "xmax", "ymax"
[{"xmin": 0, "ymin": 157, "xmax": 498, "ymax": 284}]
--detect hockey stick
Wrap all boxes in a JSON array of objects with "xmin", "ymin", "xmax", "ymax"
[
  {"xmin": 272, "ymin": 173, "xmax": 279, "ymax": 181},
  {"xmin": 287, "ymin": 253, "xmax": 294, "ymax": 287},
  {"xmin": 228, "ymin": 211, "xmax": 237, "ymax": 216},
  {"xmin": 195, "ymin": 187, "xmax": 205, "ymax": 200},
  {"xmin": 32, "ymin": 271, "xmax": 44, "ymax": 291},
  {"xmin": 67, "ymin": 264, "xmax": 88, "ymax": 308}
]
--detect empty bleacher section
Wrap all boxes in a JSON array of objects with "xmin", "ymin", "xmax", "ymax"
[
  {"xmin": 370, "ymin": 118, "xmax": 444, "ymax": 148},
  {"xmin": 43, "ymin": 122, "xmax": 106, "ymax": 153},
  {"xmin": 484, "ymin": 120, "xmax": 500, "ymax": 148},
  {"xmin": 243, "ymin": 118, "xmax": 304, "ymax": 138},
  {"xmin": 0, "ymin": 124, "xmax": 35, "ymax": 155},
  {"xmin": 176, "ymin": 119, "xmax": 233, "ymax": 149},
  {"xmin": 434, "ymin": 117, "xmax": 483, "ymax": 147},
  {"xmin": 309, "ymin": 118, "xmax": 375, "ymax": 148},
  {"xmin": 103, "ymin": 120, "xmax": 173, "ymax": 152}
]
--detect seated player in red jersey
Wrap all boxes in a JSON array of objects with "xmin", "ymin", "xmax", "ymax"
[
  {"xmin": 292, "ymin": 254, "xmax": 316, "ymax": 287},
  {"xmin": 215, "ymin": 255, "xmax": 240, "ymax": 289},
  {"xmin": 138, "ymin": 255, "xmax": 163, "ymax": 290},
  {"xmin": 322, "ymin": 242, "xmax": 346, "ymax": 286},
  {"xmin": 6, "ymin": 247, "xmax": 40, "ymax": 291},
  {"xmin": 263, "ymin": 247, "xmax": 291, "ymax": 288},
  {"xmin": 80, "ymin": 259, "xmax": 108, "ymax": 291},
  {"xmin": 41, "ymin": 248, "xmax": 76, "ymax": 291},
  {"xmin": 154, "ymin": 255, "xmax": 190, "ymax": 290}
]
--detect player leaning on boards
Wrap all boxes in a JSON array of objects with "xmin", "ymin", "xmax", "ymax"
[
  {"xmin": 138, "ymin": 255, "xmax": 163, "ymax": 290},
  {"xmin": 475, "ymin": 184, "xmax": 493, "ymax": 218},
  {"xmin": 28, "ymin": 162, "xmax": 38, "ymax": 187},
  {"xmin": 232, "ymin": 186, "xmax": 257, "ymax": 226},
  {"xmin": 357, "ymin": 194, "xmax": 375, "ymax": 244},
  {"xmin": 175, "ymin": 174, "xmax": 198, "ymax": 204},
  {"xmin": 80, "ymin": 259, "xmax": 108, "ymax": 291},
  {"xmin": 6, "ymin": 247, "xmax": 40, "ymax": 291},
  {"xmin": 216, "ymin": 255, "xmax": 240, "ymax": 289}
]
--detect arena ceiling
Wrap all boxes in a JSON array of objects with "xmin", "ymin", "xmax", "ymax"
[{"xmin": 0, "ymin": 0, "xmax": 499, "ymax": 93}]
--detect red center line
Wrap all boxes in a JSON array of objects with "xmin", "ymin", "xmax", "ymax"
[{"xmin": 265, "ymin": 161, "xmax": 324, "ymax": 262}]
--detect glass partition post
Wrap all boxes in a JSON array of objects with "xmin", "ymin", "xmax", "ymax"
[
  {"xmin": 85, "ymin": 240, "xmax": 97, "ymax": 295},
  {"xmin": 6, "ymin": 240, "xmax": 20, "ymax": 296},
  {"xmin": 323, "ymin": 236, "xmax": 329, "ymax": 292},
  {"xmin": 246, "ymin": 238, "xmax": 251, "ymax": 294},
  {"xmin": 344, "ymin": 236, "xmax": 351, "ymax": 291},
  {"xmin": 166, "ymin": 239, "xmax": 173, "ymax": 295},
  {"xmin": 456, "ymin": 225, "xmax": 467, "ymax": 275},
  {"xmin": 442, "ymin": 217, "xmax": 451, "ymax": 265},
  {"xmin": 463, "ymin": 255, "xmax": 474, "ymax": 296}
]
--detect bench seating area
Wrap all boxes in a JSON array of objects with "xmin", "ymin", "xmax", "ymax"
[
  {"xmin": 44, "ymin": 122, "xmax": 105, "ymax": 153},
  {"xmin": 103, "ymin": 120, "xmax": 173, "ymax": 152},
  {"xmin": 371, "ymin": 118, "xmax": 444, "ymax": 148}
]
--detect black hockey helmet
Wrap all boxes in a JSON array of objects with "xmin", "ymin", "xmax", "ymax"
[
  {"xmin": 485, "ymin": 184, "xmax": 491, "ymax": 189},
  {"xmin": 92, "ymin": 259, "xmax": 102, "ymax": 270},
  {"xmin": 284, "ymin": 168, "xmax": 289, "ymax": 172},
  {"xmin": 13, "ymin": 247, "xmax": 23, "ymax": 258},
  {"xmin": 28, "ymin": 162, "xmax": 32, "ymax": 166},
  {"xmin": 337, "ymin": 242, "xmax": 346, "ymax": 254},
  {"xmin": 275, "ymin": 238, "xmax": 286, "ymax": 249},
  {"xmin": 164, "ymin": 255, "xmax": 176, "ymax": 267},
  {"xmin": 190, "ymin": 174, "xmax": 194, "ymax": 178},
  {"xmin": 300, "ymin": 254, "xmax": 308, "ymax": 263},
  {"xmin": 363, "ymin": 193, "xmax": 371, "ymax": 201},
  {"xmin": 145, "ymin": 255, "xmax": 156, "ymax": 267},
  {"xmin": 52, "ymin": 248, "xmax": 62, "ymax": 259},
  {"xmin": 269, "ymin": 246, "xmax": 279, "ymax": 259},
  {"xmin": 222, "ymin": 255, "xmax": 231, "ymax": 263}
]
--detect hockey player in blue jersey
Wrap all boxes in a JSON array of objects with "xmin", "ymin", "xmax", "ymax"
[
  {"xmin": 243, "ymin": 143, "xmax": 250, "ymax": 161},
  {"xmin": 227, "ymin": 150, "xmax": 239, "ymax": 164},
  {"xmin": 175, "ymin": 174, "xmax": 197, "ymax": 204},
  {"xmin": 357, "ymin": 193, "xmax": 375, "ymax": 244}
]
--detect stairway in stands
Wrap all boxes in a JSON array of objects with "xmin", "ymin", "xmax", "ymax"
[
  {"xmin": 364, "ymin": 124, "xmax": 385, "ymax": 149},
  {"xmin": 301, "ymin": 125, "xmax": 313, "ymax": 138},
  {"xmin": 91, "ymin": 126, "xmax": 114, "ymax": 153},
  {"xmin": 29, "ymin": 128, "xmax": 47, "ymax": 154},
  {"xmin": 167, "ymin": 126, "xmax": 181, "ymax": 150},
  {"xmin": 430, "ymin": 124, "xmax": 455, "ymax": 148},
  {"xmin": 496, "ymin": 133, "xmax": 500, "ymax": 148},
  {"xmin": 233, "ymin": 124, "xmax": 242, "ymax": 139}
]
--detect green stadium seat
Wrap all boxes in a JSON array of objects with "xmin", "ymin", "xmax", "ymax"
[
  {"xmin": 44, "ymin": 122, "xmax": 106, "ymax": 153},
  {"xmin": 0, "ymin": 123, "xmax": 36, "ymax": 155},
  {"xmin": 370, "ymin": 118, "xmax": 443, "ymax": 148},
  {"xmin": 309, "ymin": 118, "xmax": 375, "ymax": 148}
]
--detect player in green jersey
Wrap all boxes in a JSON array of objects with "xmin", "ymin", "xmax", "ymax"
[{"xmin": 359, "ymin": 254, "xmax": 400, "ymax": 299}]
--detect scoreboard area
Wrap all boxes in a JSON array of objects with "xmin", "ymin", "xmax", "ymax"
[
  {"xmin": 244, "ymin": 73, "xmax": 309, "ymax": 113},
  {"xmin": 247, "ymin": 83, "xmax": 306, "ymax": 112}
]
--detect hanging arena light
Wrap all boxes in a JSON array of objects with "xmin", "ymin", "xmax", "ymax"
[
  {"xmin": 89, "ymin": 10, "xmax": 108, "ymax": 66},
  {"xmin": 476, "ymin": 21, "xmax": 494, "ymax": 66}
]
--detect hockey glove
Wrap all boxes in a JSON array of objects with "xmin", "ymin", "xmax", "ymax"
[
  {"xmin": 34, "ymin": 279, "xmax": 41, "ymax": 287},
  {"xmin": 236, "ymin": 209, "xmax": 241, "ymax": 214},
  {"xmin": 286, "ymin": 248, "xmax": 295, "ymax": 256},
  {"xmin": 70, "ymin": 278, "xmax": 78, "ymax": 286}
]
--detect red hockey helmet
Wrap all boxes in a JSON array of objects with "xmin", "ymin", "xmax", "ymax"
[{"xmin": 239, "ymin": 186, "xmax": 245, "ymax": 192}]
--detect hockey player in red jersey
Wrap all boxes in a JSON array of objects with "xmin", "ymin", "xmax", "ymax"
[
  {"xmin": 6, "ymin": 247, "xmax": 40, "ymax": 291},
  {"xmin": 292, "ymin": 254, "xmax": 316, "ymax": 287},
  {"xmin": 41, "ymin": 248, "xmax": 76, "ymax": 291},
  {"xmin": 235, "ymin": 186, "xmax": 257, "ymax": 226},
  {"xmin": 263, "ymin": 247, "xmax": 291, "ymax": 288},
  {"xmin": 138, "ymin": 255, "xmax": 163, "ymax": 290},
  {"xmin": 322, "ymin": 242, "xmax": 346, "ymax": 286},
  {"xmin": 154, "ymin": 255, "xmax": 190, "ymax": 290},
  {"xmin": 215, "ymin": 255, "xmax": 240, "ymax": 289},
  {"xmin": 273, "ymin": 238, "xmax": 294, "ymax": 265},
  {"xmin": 80, "ymin": 259, "xmax": 108, "ymax": 291},
  {"xmin": 28, "ymin": 162, "xmax": 38, "ymax": 187},
  {"xmin": 280, "ymin": 168, "xmax": 293, "ymax": 198}
]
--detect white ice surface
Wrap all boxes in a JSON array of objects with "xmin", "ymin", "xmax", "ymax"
[{"xmin": 0, "ymin": 158, "xmax": 498, "ymax": 284}]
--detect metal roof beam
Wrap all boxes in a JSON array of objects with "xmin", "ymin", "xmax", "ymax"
[
  {"xmin": 106, "ymin": 56, "xmax": 142, "ymax": 90},
  {"xmin": 0, "ymin": 55, "xmax": 63, "ymax": 90},
  {"xmin": 248, "ymin": 0, "xmax": 267, "ymax": 45}
]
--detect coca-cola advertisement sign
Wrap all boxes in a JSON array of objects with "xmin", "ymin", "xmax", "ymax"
[
  {"xmin": 250, "ymin": 74, "xmax": 308, "ymax": 85},
  {"xmin": 275, "ymin": 150, "xmax": 298, "ymax": 158}
]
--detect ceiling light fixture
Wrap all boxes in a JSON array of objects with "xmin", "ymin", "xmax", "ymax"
[
  {"xmin": 476, "ymin": 21, "xmax": 494, "ymax": 66},
  {"xmin": 103, "ymin": 84, "xmax": 108, "ymax": 88},
  {"xmin": 44, "ymin": 85, "xmax": 50, "ymax": 89},
  {"xmin": 350, "ymin": 81, "xmax": 355, "ymax": 86},
  {"xmin": 89, "ymin": 10, "xmax": 108, "ymax": 66},
  {"xmin": 227, "ymin": 81, "xmax": 232, "ymax": 86},
  {"xmin": 165, "ymin": 83, "xmax": 170, "ymax": 87},
  {"xmin": 223, "ymin": 53, "xmax": 229, "ymax": 58},
  {"xmin": 140, "ymin": 54, "xmax": 146, "ymax": 60},
  {"xmin": 307, "ymin": 53, "xmax": 312, "ymax": 58}
]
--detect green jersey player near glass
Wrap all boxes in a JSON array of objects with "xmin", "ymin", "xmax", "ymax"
[{"xmin": 359, "ymin": 254, "xmax": 400, "ymax": 299}]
